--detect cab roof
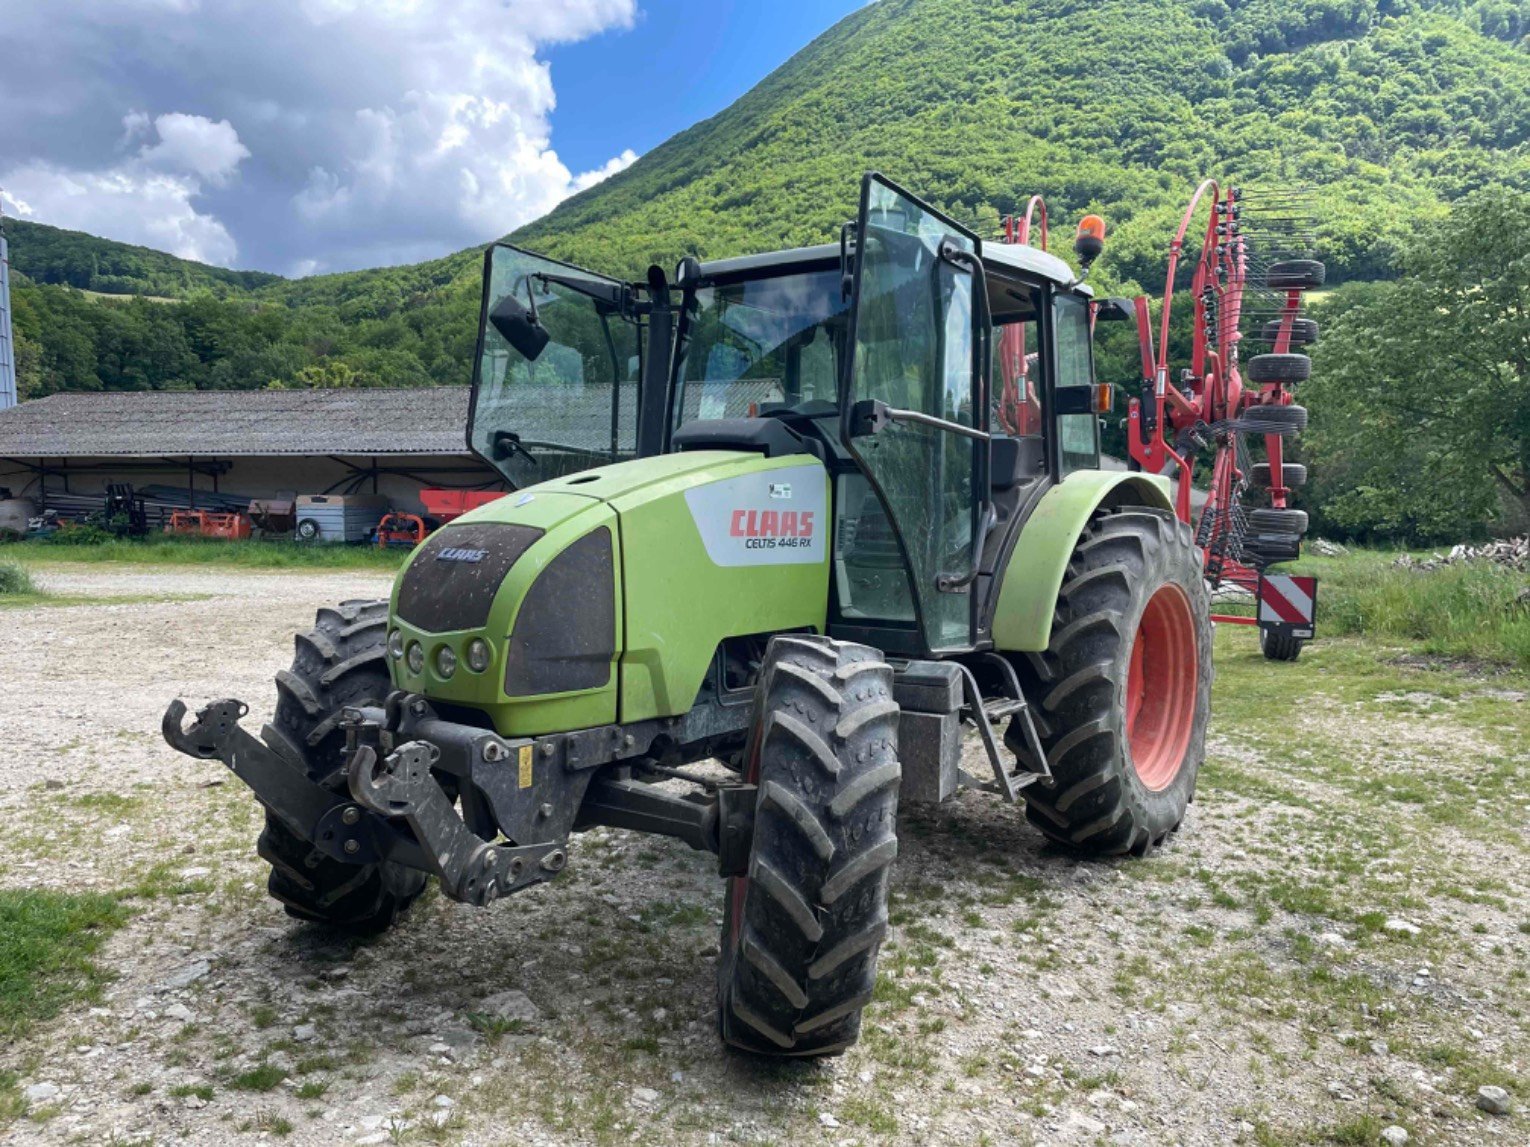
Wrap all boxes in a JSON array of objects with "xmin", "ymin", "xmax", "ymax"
[{"xmin": 696, "ymin": 238, "xmax": 1082, "ymax": 290}]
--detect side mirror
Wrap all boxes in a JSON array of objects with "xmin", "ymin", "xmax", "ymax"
[
  {"xmin": 488, "ymin": 293, "xmax": 550, "ymax": 362},
  {"xmin": 1094, "ymin": 297, "xmax": 1135, "ymax": 324}
]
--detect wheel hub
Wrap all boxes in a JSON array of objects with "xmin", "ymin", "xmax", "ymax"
[{"xmin": 1125, "ymin": 583, "xmax": 1198, "ymax": 791}]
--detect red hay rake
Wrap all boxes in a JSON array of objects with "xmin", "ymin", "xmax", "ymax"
[{"xmin": 1003, "ymin": 182, "xmax": 1324, "ymax": 661}]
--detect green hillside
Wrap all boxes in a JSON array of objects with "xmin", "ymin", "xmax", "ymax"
[
  {"xmin": 5, "ymin": 218, "xmax": 281, "ymax": 298},
  {"xmin": 511, "ymin": 0, "xmax": 1527, "ymax": 285},
  {"xmin": 6, "ymin": 0, "xmax": 1527, "ymax": 446}
]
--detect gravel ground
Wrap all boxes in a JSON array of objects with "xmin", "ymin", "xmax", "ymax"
[{"xmin": 1, "ymin": 564, "xmax": 1526, "ymax": 1146}]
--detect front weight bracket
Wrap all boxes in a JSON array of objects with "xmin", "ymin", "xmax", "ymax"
[{"xmin": 348, "ymin": 741, "xmax": 569, "ymax": 906}]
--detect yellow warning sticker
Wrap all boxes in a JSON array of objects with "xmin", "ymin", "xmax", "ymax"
[{"xmin": 518, "ymin": 745, "xmax": 534, "ymax": 789}]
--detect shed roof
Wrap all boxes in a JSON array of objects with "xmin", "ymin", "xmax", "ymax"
[{"xmin": 0, "ymin": 387, "xmax": 475, "ymax": 458}]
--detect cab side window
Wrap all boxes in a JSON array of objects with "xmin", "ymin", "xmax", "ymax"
[{"xmin": 1053, "ymin": 294, "xmax": 1100, "ymax": 474}]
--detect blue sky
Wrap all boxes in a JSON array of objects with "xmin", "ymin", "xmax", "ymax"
[
  {"xmin": 546, "ymin": 0, "xmax": 867, "ymax": 174},
  {"xmin": 0, "ymin": 0, "xmax": 868, "ymax": 277}
]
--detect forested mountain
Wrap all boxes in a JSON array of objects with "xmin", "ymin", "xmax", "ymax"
[
  {"xmin": 10, "ymin": 0, "xmax": 1527, "ymax": 400},
  {"xmin": 6, "ymin": 219, "xmax": 281, "ymax": 298},
  {"xmin": 5, "ymin": 0, "xmax": 1527, "ymax": 538}
]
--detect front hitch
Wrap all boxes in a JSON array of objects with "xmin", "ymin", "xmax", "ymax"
[
  {"xmin": 347, "ymin": 740, "xmax": 560, "ymax": 905},
  {"xmin": 164, "ymin": 696, "xmax": 580, "ymax": 907},
  {"xmin": 162, "ymin": 698, "xmax": 398, "ymax": 866}
]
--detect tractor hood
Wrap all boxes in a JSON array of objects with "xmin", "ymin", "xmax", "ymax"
[{"xmin": 387, "ymin": 450, "xmax": 831, "ymax": 737}]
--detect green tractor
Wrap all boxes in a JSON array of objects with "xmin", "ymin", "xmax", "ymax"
[{"xmin": 165, "ymin": 175, "xmax": 1212, "ymax": 1057}]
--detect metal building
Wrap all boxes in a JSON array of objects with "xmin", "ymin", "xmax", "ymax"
[
  {"xmin": 0, "ymin": 386, "xmax": 501, "ymax": 519},
  {"xmin": 0, "ymin": 208, "xmax": 15, "ymax": 411}
]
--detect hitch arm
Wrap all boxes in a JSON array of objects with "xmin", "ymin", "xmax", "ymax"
[{"xmin": 162, "ymin": 698, "xmax": 399, "ymax": 866}]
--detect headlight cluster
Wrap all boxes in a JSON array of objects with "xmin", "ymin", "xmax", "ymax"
[{"xmin": 389, "ymin": 630, "xmax": 493, "ymax": 678}]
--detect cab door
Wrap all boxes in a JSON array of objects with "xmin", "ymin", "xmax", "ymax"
[
  {"xmin": 469, "ymin": 244, "xmax": 645, "ymax": 487},
  {"xmin": 840, "ymin": 174, "xmax": 986, "ymax": 653}
]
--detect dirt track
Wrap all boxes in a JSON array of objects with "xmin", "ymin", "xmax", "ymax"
[{"xmin": 1, "ymin": 564, "xmax": 1525, "ymax": 1146}]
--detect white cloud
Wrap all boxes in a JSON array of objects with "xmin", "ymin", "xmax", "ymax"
[
  {"xmin": 0, "ymin": 165, "xmax": 239, "ymax": 265},
  {"xmin": 140, "ymin": 113, "xmax": 251, "ymax": 184},
  {"xmin": 573, "ymin": 148, "xmax": 640, "ymax": 193},
  {"xmin": 0, "ymin": 112, "xmax": 251, "ymax": 263},
  {"xmin": 0, "ymin": 0, "xmax": 643, "ymax": 274}
]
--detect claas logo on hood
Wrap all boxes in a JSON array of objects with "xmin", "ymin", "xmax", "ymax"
[{"xmin": 729, "ymin": 509, "xmax": 815, "ymax": 539}]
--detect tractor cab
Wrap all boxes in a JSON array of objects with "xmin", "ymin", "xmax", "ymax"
[{"xmin": 469, "ymin": 175, "xmax": 1110, "ymax": 658}]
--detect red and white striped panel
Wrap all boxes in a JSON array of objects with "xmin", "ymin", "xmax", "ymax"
[{"xmin": 1258, "ymin": 574, "xmax": 1317, "ymax": 628}]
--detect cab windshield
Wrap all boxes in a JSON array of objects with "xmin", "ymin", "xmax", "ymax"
[
  {"xmin": 471, "ymin": 244, "xmax": 642, "ymax": 487},
  {"xmin": 675, "ymin": 267, "xmax": 848, "ymax": 432}
]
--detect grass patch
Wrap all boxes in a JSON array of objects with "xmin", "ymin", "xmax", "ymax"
[
  {"xmin": 6, "ymin": 535, "xmax": 407, "ymax": 570},
  {"xmin": 0, "ymin": 560, "xmax": 36, "ymax": 595},
  {"xmin": 1292, "ymin": 547, "xmax": 1530, "ymax": 669},
  {"xmin": 230, "ymin": 1064, "xmax": 287, "ymax": 1092},
  {"xmin": 0, "ymin": 889, "xmax": 127, "ymax": 1042}
]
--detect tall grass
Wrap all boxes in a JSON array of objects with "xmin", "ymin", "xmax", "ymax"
[
  {"xmin": 0, "ymin": 561, "xmax": 35, "ymax": 596},
  {"xmin": 3, "ymin": 536, "xmax": 407, "ymax": 571},
  {"xmin": 1299, "ymin": 549, "xmax": 1530, "ymax": 669}
]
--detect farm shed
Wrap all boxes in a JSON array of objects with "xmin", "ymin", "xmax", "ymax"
[{"xmin": 0, "ymin": 387, "xmax": 504, "ymax": 517}]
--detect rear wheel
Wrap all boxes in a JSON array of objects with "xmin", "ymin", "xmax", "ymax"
[
  {"xmin": 259, "ymin": 599, "xmax": 427, "ymax": 932},
  {"xmin": 1007, "ymin": 509, "xmax": 1213, "ymax": 856},
  {"xmin": 1248, "ymin": 508, "xmax": 1308, "ymax": 536},
  {"xmin": 1250, "ymin": 462, "xmax": 1306, "ymax": 489},
  {"xmin": 1242, "ymin": 532, "xmax": 1303, "ymax": 567},
  {"xmin": 1241, "ymin": 403, "xmax": 1308, "ymax": 435},
  {"xmin": 1245, "ymin": 353, "xmax": 1311, "ymax": 386},
  {"xmin": 1260, "ymin": 628, "xmax": 1305, "ymax": 662},
  {"xmin": 1259, "ymin": 317, "xmax": 1319, "ymax": 346},
  {"xmin": 718, "ymin": 635, "xmax": 901, "ymax": 1057},
  {"xmin": 1266, "ymin": 260, "xmax": 1326, "ymax": 290}
]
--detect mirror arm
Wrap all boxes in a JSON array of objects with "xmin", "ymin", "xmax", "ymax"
[{"xmin": 884, "ymin": 405, "xmax": 991, "ymax": 441}]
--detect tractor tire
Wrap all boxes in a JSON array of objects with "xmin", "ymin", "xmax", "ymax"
[
  {"xmin": 1250, "ymin": 462, "xmax": 1306, "ymax": 489},
  {"xmin": 1245, "ymin": 353, "xmax": 1311, "ymax": 386},
  {"xmin": 718, "ymin": 635, "xmax": 901, "ymax": 1057},
  {"xmin": 1241, "ymin": 532, "xmax": 1303, "ymax": 567},
  {"xmin": 1241, "ymin": 403, "xmax": 1308, "ymax": 435},
  {"xmin": 1260, "ymin": 627, "xmax": 1305, "ymax": 662},
  {"xmin": 1265, "ymin": 260, "xmax": 1326, "ymax": 290},
  {"xmin": 1248, "ymin": 508, "xmax": 1308, "ymax": 536},
  {"xmin": 1005, "ymin": 508, "xmax": 1212, "ymax": 856},
  {"xmin": 1260, "ymin": 318, "xmax": 1318, "ymax": 346},
  {"xmin": 258, "ymin": 599, "xmax": 428, "ymax": 932}
]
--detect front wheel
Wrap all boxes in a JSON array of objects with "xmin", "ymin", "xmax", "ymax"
[
  {"xmin": 259, "ymin": 599, "xmax": 428, "ymax": 932},
  {"xmin": 718, "ymin": 636, "xmax": 901, "ymax": 1057},
  {"xmin": 1007, "ymin": 508, "xmax": 1213, "ymax": 856}
]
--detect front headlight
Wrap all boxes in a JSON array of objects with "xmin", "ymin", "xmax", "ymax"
[
  {"xmin": 406, "ymin": 642, "xmax": 425, "ymax": 674},
  {"xmin": 435, "ymin": 645, "xmax": 458, "ymax": 679},
  {"xmin": 465, "ymin": 638, "xmax": 492, "ymax": 673},
  {"xmin": 387, "ymin": 630, "xmax": 405, "ymax": 661}
]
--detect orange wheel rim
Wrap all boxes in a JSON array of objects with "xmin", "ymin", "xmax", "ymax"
[{"xmin": 1125, "ymin": 583, "xmax": 1198, "ymax": 791}]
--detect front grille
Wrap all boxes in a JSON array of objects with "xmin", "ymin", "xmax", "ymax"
[
  {"xmin": 504, "ymin": 527, "xmax": 616, "ymax": 697},
  {"xmin": 395, "ymin": 522, "xmax": 544, "ymax": 633}
]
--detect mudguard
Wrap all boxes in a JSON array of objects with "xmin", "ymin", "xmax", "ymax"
[{"xmin": 990, "ymin": 470, "xmax": 1174, "ymax": 652}]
